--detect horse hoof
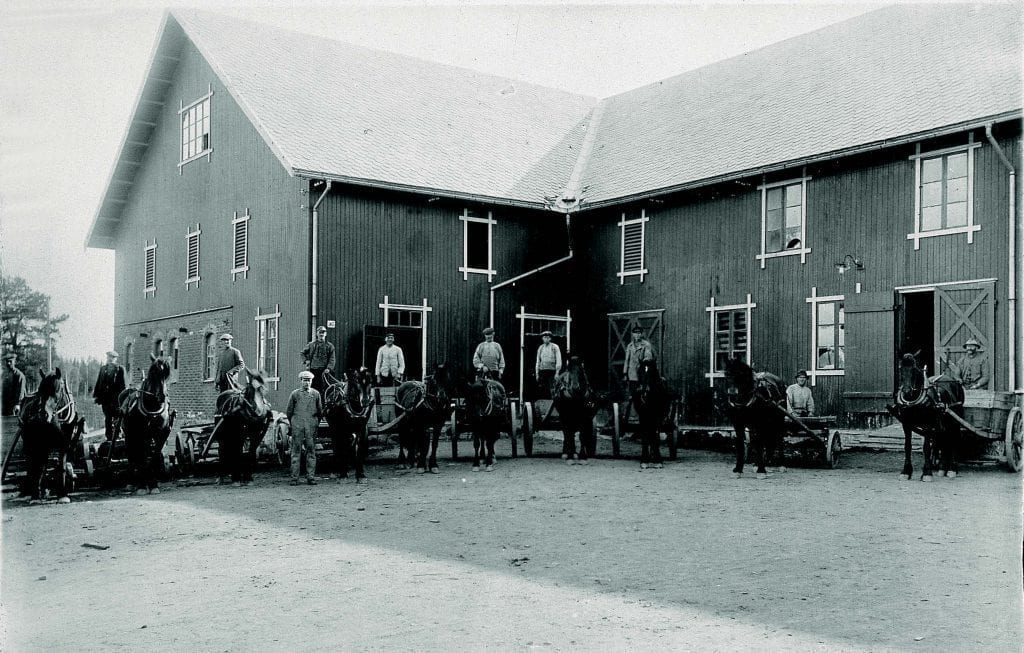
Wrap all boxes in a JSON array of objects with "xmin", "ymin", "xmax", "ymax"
[
  {"xmin": 149, "ymin": 487, "xmax": 160, "ymax": 495},
  {"xmin": 485, "ymin": 465, "xmax": 494, "ymax": 472},
  {"xmin": 756, "ymin": 473, "xmax": 767, "ymax": 480},
  {"xmin": 921, "ymin": 475, "xmax": 933, "ymax": 482},
  {"xmin": 640, "ymin": 463, "xmax": 649, "ymax": 470},
  {"xmin": 578, "ymin": 459, "xmax": 588, "ymax": 466},
  {"xmin": 416, "ymin": 468, "xmax": 426, "ymax": 474},
  {"xmin": 560, "ymin": 454, "xmax": 569, "ymax": 461},
  {"xmin": 429, "ymin": 467, "xmax": 440, "ymax": 474},
  {"xmin": 654, "ymin": 463, "xmax": 663, "ymax": 469},
  {"xmin": 356, "ymin": 477, "xmax": 366, "ymax": 484},
  {"xmin": 947, "ymin": 471, "xmax": 957, "ymax": 479},
  {"xmin": 566, "ymin": 458, "xmax": 575, "ymax": 466},
  {"xmin": 472, "ymin": 466, "xmax": 480, "ymax": 472},
  {"xmin": 135, "ymin": 488, "xmax": 148, "ymax": 496},
  {"xmin": 899, "ymin": 474, "xmax": 910, "ymax": 480},
  {"xmin": 935, "ymin": 470, "xmax": 946, "ymax": 477},
  {"xmin": 733, "ymin": 472, "xmax": 742, "ymax": 479},
  {"xmin": 57, "ymin": 497, "xmax": 71, "ymax": 504},
  {"xmin": 777, "ymin": 466, "xmax": 787, "ymax": 473}
]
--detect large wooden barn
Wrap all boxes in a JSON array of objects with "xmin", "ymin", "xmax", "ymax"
[{"xmin": 87, "ymin": 6, "xmax": 1022, "ymax": 427}]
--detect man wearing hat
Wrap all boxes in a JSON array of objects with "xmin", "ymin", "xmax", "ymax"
[
  {"xmin": 92, "ymin": 350, "xmax": 126, "ymax": 439},
  {"xmin": 375, "ymin": 331, "xmax": 405, "ymax": 387},
  {"xmin": 215, "ymin": 333, "xmax": 245, "ymax": 393},
  {"xmin": 534, "ymin": 330, "xmax": 562, "ymax": 399},
  {"xmin": 473, "ymin": 327, "xmax": 505, "ymax": 379},
  {"xmin": 786, "ymin": 370, "xmax": 815, "ymax": 417},
  {"xmin": 622, "ymin": 325, "xmax": 654, "ymax": 396},
  {"xmin": 2, "ymin": 353, "xmax": 27, "ymax": 418},
  {"xmin": 286, "ymin": 370, "xmax": 322, "ymax": 485},
  {"xmin": 956, "ymin": 338, "xmax": 989, "ymax": 389},
  {"xmin": 301, "ymin": 326, "xmax": 336, "ymax": 395}
]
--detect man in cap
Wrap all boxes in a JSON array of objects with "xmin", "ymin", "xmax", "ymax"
[
  {"xmin": 2, "ymin": 353, "xmax": 27, "ymax": 417},
  {"xmin": 473, "ymin": 327, "xmax": 505, "ymax": 380},
  {"xmin": 622, "ymin": 325, "xmax": 654, "ymax": 397},
  {"xmin": 301, "ymin": 326, "xmax": 336, "ymax": 395},
  {"xmin": 956, "ymin": 338, "xmax": 989, "ymax": 389},
  {"xmin": 215, "ymin": 333, "xmax": 245, "ymax": 393},
  {"xmin": 786, "ymin": 370, "xmax": 815, "ymax": 417},
  {"xmin": 92, "ymin": 350, "xmax": 126, "ymax": 439},
  {"xmin": 534, "ymin": 330, "xmax": 562, "ymax": 399},
  {"xmin": 286, "ymin": 370, "xmax": 322, "ymax": 485},
  {"xmin": 375, "ymin": 331, "xmax": 405, "ymax": 387}
]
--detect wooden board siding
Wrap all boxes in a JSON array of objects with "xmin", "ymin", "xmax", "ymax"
[
  {"xmin": 110, "ymin": 40, "xmax": 309, "ymax": 411},
  {"xmin": 314, "ymin": 187, "xmax": 569, "ymax": 385}
]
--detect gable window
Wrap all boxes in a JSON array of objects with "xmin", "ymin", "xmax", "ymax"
[
  {"xmin": 144, "ymin": 240, "xmax": 157, "ymax": 297},
  {"xmin": 203, "ymin": 333, "xmax": 215, "ymax": 381},
  {"xmin": 756, "ymin": 174, "xmax": 810, "ymax": 268},
  {"xmin": 458, "ymin": 209, "xmax": 496, "ymax": 281},
  {"xmin": 179, "ymin": 86, "xmax": 213, "ymax": 168},
  {"xmin": 705, "ymin": 294, "xmax": 756, "ymax": 385},
  {"xmin": 232, "ymin": 209, "xmax": 250, "ymax": 280},
  {"xmin": 908, "ymin": 135, "xmax": 981, "ymax": 249},
  {"xmin": 617, "ymin": 210, "xmax": 649, "ymax": 283},
  {"xmin": 255, "ymin": 305, "xmax": 280, "ymax": 386},
  {"xmin": 806, "ymin": 288, "xmax": 845, "ymax": 383},
  {"xmin": 186, "ymin": 224, "xmax": 201, "ymax": 288},
  {"xmin": 169, "ymin": 337, "xmax": 179, "ymax": 383}
]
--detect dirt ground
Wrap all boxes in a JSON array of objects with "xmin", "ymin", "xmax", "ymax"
[{"xmin": 2, "ymin": 431, "xmax": 1022, "ymax": 652}]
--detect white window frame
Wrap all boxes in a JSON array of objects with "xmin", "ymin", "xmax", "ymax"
[
  {"xmin": 144, "ymin": 239, "xmax": 157, "ymax": 297},
  {"xmin": 458, "ymin": 209, "xmax": 496, "ymax": 281},
  {"xmin": 705, "ymin": 294, "xmax": 756, "ymax": 385},
  {"xmin": 185, "ymin": 223, "xmax": 201, "ymax": 288},
  {"xmin": 169, "ymin": 337, "xmax": 179, "ymax": 383},
  {"xmin": 178, "ymin": 85, "xmax": 213, "ymax": 170},
  {"xmin": 516, "ymin": 306, "xmax": 572, "ymax": 402},
  {"xmin": 756, "ymin": 173, "xmax": 811, "ymax": 268},
  {"xmin": 203, "ymin": 333, "xmax": 216, "ymax": 382},
  {"xmin": 907, "ymin": 134, "xmax": 981, "ymax": 250},
  {"xmin": 617, "ymin": 210, "xmax": 649, "ymax": 283},
  {"xmin": 231, "ymin": 209, "xmax": 250, "ymax": 280},
  {"xmin": 255, "ymin": 305, "xmax": 281, "ymax": 388},
  {"xmin": 379, "ymin": 295, "xmax": 433, "ymax": 380},
  {"xmin": 805, "ymin": 287, "xmax": 845, "ymax": 385}
]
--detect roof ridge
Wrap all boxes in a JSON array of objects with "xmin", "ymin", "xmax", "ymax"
[{"xmin": 555, "ymin": 103, "xmax": 606, "ymax": 212}]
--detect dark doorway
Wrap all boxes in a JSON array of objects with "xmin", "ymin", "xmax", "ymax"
[
  {"xmin": 362, "ymin": 324, "xmax": 422, "ymax": 381},
  {"xmin": 899, "ymin": 292, "xmax": 935, "ymax": 374}
]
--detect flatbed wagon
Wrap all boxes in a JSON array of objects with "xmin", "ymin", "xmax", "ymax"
[{"xmin": 944, "ymin": 390, "xmax": 1023, "ymax": 471}]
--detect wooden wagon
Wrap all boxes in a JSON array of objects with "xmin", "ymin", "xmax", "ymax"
[
  {"xmin": 175, "ymin": 410, "xmax": 287, "ymax": 474},
  {"xmin": 940, "ymin": 390, "xmax": 1023, "ymax": 471}
]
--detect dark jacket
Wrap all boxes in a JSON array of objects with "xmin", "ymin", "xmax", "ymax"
[{"xmin": 93, "ymin": 363, "xmax": 126, "ymax": 406}]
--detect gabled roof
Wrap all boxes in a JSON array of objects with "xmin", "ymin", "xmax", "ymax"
[
  {"xmin": 88, "ymin": 5, "xmax": 1021, "ymax": 249},
  {"xmin": 580, "ymin": 3, "xmax": 1022, "ymax": 206}
]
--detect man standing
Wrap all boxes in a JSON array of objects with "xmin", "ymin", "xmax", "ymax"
[
  {"xmin": 2, "ymin": 353, "xmax": 27, "ymax": 417},
  {"xmin": 786, "ymin": 370, "xmax": 816, "ymax": 417},
  {"xmin": 286, "ymin": 370, "xmax": 322, "ymax": 485},
  {"xmin": 473, "ymin": 327, "xmax": 505, "ymax": 380},
  {"xmin": 622, "ymin": 325, "xmax": 654, "ymax": 396},
  {"xmin": 92, "ymin": 350, "xmax": 126, "ymax": 439},
  {"xmin": 957, "ymin": 338, "xmax": 989, "ymax": 389},
  {"xmin": 534, "ymin": 330, "xmax": 562, "ymax": 399},
  {"xmin": 301, "ymin": 326, "xmax": 336, "ymax": 395},
  {"xmin": 375, "ymin": 332, "xmax": 405, "ymax": 386},
  {"xmin": 215, "ymin": 333, "xmax": 245, "ymax": 393}
]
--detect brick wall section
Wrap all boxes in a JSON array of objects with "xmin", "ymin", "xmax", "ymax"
[{"xmin": 116, "ymin": 308, "xmax": 233, "ymax": 428}]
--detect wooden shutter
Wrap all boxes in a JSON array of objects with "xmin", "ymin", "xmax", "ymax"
[
  {"xmin": 842, "ymin": 291, "xmax": 895, "ymax": 413},
  {"xmin": 933, "ymin": 283, "xmax": 995, "ymax": 385}
]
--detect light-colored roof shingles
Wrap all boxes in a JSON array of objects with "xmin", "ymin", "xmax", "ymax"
[{"xmin": 580, "ymin": 4, "xmax": 1022, "ymax": 205}]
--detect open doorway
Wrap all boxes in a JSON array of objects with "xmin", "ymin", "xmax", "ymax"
[{"xmin": 899, "ymin": 291, "xmax": 935, "ymax": 375}]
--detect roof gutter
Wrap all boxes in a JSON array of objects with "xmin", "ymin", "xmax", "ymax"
[
  {"xmin": 310, "ymin": 179, "xmax": 332, "ymax": 338},
  {"xmin": 985, "ymin": 123, "xmax": 1020, "ymax": 393}
]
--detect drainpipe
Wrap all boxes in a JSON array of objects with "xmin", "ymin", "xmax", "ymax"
[
  {"xmin": 310, "ymin": 180, "xmax": 332, "ymax": 338},
  {"xmin": 489, "ymin": 214, "xmax": 574, "ymax": 326},
  {"xmin": 985, "ymin": 124, "xmax": 1019, "ymax": 392}
]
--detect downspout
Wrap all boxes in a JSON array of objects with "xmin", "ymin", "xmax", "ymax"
[
  {"xmin": 310, "ymin": 180, "xmax": 332, "ymax": 337},
  {"xmin": 984, "ymin": 124, "xmax": 1019, "ymax": 392}
]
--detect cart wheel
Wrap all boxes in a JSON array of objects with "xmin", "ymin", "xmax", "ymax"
[
  {"xmin": 506, "ymin": 402, "xmax": 517, "ymax": 459},
  {"xmin": 826, "ymin": 430, "xmax": 842, "ymax": 469},
  {"xmin": 612, "ymin": 403, "xmax": 622, "ymax": 458},
  {"xmin": 522, "ymin": 402, "xmax": 534, "ymax": 457},
  {"xmin": 1005, "ymin": 407, "xmax": 1023, "ymax": 473},
  {"xmin": 272, "ymin": 420, "xmax": 290, "ymax": 468},
  {"xmin": 174, "ymin": 434, "xmax": 190, "ymax": 475},
  {"xmin": 450, "ymin": 409, "xmax": 459, "ymax": 460}
]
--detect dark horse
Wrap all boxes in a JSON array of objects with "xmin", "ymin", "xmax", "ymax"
[
  {"xmin": 465, "ymin": 371, "xmax": 507, "ymax": 471},
  {"xmin": 323, "ymin": 368, "xmax": 375, "ymax": 482},
  {"xmin": 722, "ymin": 357, "xmax": 787, "ymax": 479},
  {"xmin": 634, "ymin": 359, "xmax": 673, "ymax": 469},
  {"xmin": 216, "ymin": 368, "xmax": 272, "ymax": 485},
  {"xmin": 118, "ymin": 354, "xmax": 175, "ymax": 494},
  {"xmin": 887, "ymin": 353, "xmax": 965, "ymax": 481},
  {"xmin": 19, "ymin": 368, "xmax": 85, "ymax": 502},
  {"xmin": 395, "ymin": 364, "xmax": 452, "ymax": 474},
  {"xmin": 552, "ymin": 356, "xmax": 598, "ymax": 464}
]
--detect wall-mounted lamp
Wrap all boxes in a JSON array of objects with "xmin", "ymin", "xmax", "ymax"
[{"xmin": 834, "ymin": 254, "xmax": 864, "ymax": 275}]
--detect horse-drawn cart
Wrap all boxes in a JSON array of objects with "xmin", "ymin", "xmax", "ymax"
[
  {"xmin": 945, "ymin": 390, "xmax": 1022, "ymax": 471},
  {"xmin": 175, "ymin": 410, "xmax": 288, "ymax": 475},
  {"xmin": 609, "ymin": 398, "xmax": 684, "ymax": 459},
  {"xmin": 517, "ymin": 398, "xmax": 558, "ymax": 457},
  {"xmin": 775, "ymin": 414, "xmax": 843, "ymax": 469}
]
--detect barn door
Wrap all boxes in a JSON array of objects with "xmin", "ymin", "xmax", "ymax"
[
  {"xmin": 842, "ymin": 291, "xmax": 896, "ymax": 414},
  {"xmin": 607, "ymin": 310, "xmax": 664, "ymax": 387},
  {"xmin": 933, "ymin": 282, "xmax": 995, "ymax": 385},
  {"xmin": 517, "ymin": 308, "xmax": 571, "ymax": 400}
]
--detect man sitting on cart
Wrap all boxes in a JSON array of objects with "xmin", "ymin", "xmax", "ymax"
[
  {"xmin": 956, "ymin": 338, "xmax": 989, "ymax": 390},
  {"xmin": 786, "ymin": 370, "xmax": 815, "ymax": 417}
]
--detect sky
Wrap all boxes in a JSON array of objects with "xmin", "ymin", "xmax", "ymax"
[{"xmin": 0, "ymin": 0, "xmax": 894, "ymax": 360}]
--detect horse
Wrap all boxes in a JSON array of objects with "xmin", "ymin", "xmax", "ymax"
[
  {"xmin": 551, "ymin": 356, "xmax": 598, "ymax": 464},
  {"xmin": 395, "ymin": 364, "xmax": 453, "ymax": 474},
  {"xmin": 323, "ymin": 367, "xmax": 375, "ymax": 482},
  {"xmin": 721, "ymin": 357, "xmax": 787, "ymax": 479},
  {"xmin": 216, "ymin": 368, "xmax": 272, "ymax": 485},
  {"xmin": 634, "ymin": 359, "xmax": 673, "ymax": 469},
  {"xmin": 18, "ymin": 367, "xmax": 85, "ymax": 503},
  {"xmin": 118, "ymin": 354, "xmax": 175, "ymax": 494},
  {"xmin": 887, "ymin": 353, "xmax": 965, "ymax": 481},
  {"xmin": 465, "ymin": 370, "xmax": 507, "ymax": 471}
]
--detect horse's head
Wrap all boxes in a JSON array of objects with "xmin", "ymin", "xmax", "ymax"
[
  {"xmin": 341, "ymin": 367, "xmax": 374, "ymax": 415},
  {"xmin": 722, "ymin": 357, "xmax": 755, "ymax": 406},
  {"xmin": 142, "ymin": 354, "xmax": 171, "ymax": 407},
  {"xmin": 637, "ymin": 359, "xmax": 662, "ymax": 388},
  {"xmin": 37, "ymin": 367, "xmax": 62, "ymax": 400},
  {"xmin": 554, "ymin": 356, "xmax": 591, "ymax": 401},
  {"xmin": 427, "ymin": 363, "xmax": 451, "ymax": 400},
  {"xmin": 897, "ymin": 353, "xmax": 927, "ymax": 405},
  {"xmin": 244, "ymin": 368, "xmax": 271, "ymax": 416}
]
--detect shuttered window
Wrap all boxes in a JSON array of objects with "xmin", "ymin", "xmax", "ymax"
[
  {"xmin": 232, "ymin": 210, "xmax": 250, "ymax": 279},
  {"xmin": 617, "ymin": 210, "xmax": 649, "ymax": 283},
  {"xmin": 144, "ymin": 240, "xmax": 157, "ymax": 296},
  {"xmin": 185, "ymin": 224, "xmax": 201, "ymax": 287}
]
